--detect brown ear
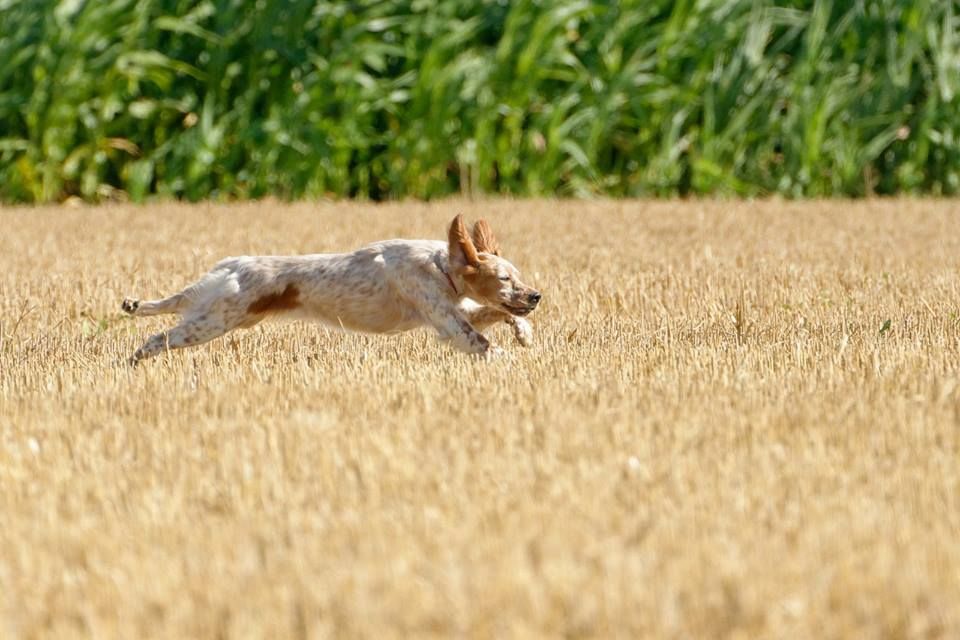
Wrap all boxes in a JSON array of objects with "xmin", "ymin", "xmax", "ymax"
[
  {"xmin": 471, "ymin": 219, "xmax": 501, "ymax": 256},
  {"xmin": 448, "ymin": 214, "xmax": 480, "ymax": 268}
]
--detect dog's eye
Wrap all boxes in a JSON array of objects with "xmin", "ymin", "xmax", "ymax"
[{"xmin": 498, "ymin": 275, "xmax": 510, "ymax": 282}]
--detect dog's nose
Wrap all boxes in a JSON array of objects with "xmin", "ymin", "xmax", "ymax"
[{"xmin": 529, "ymin": 291, "xmax": 542, "ymax": 305}]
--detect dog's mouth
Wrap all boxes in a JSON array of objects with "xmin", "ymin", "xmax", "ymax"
[{"xmin": 502, "ymin": 303, "xmax": 535, "ymax": 317}]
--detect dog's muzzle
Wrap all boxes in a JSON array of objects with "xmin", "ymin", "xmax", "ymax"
[{"xmin": 504, "ymin": 291, "xmax": 541, "ymax": 316}]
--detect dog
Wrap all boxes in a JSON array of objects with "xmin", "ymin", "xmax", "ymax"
[{"xmin": 121, "ymin": 214, "xmax": 541, "ymax": 364}]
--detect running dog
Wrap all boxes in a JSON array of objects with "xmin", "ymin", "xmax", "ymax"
[{"xmin": 121, "ymin": 214, "xmax": 541, "ymax": 364}]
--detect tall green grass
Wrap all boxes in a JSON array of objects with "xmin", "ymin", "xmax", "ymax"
[{"xmin": 1, "ymin": 0, "xmax": 958, "ymax": 202}]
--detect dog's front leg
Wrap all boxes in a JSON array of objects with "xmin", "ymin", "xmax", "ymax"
[
  {"xmin": 462, "ymin": 306, "xmax": 533, "ymax": 347},
  {"xmin": 461, "ymin": 306, "xmax": 509, "ymax": 331},
  {"xmin": 415, "ymin": 302, "xmax": 494, "ymax": 355},
  {"xmin": 506, "ymin": 316, "xmax": 534, "ymax": 347},
  {"xmin": 400, "ymin": 276, "xmax": 499, "ymax": 356},
  {"xmin": 435, "ymin": 309, "xmax": 495, "ymax": 355}
]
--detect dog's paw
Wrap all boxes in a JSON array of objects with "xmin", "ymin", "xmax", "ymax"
[
  {"xmin": 126, "ymin": 347, "xmax": 145, "ymax": 367},
  {"xmin": 121, "ymin": 298, "xmax": 140, "ymax": 315},
  {"xmin": 510, "ymin": 317, "xmax": 534, "ymax": 347}
]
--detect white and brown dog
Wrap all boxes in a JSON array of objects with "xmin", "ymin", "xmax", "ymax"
[{"xmin": 122, "ymin": 215, "xmax": 541, "ymax": 364}]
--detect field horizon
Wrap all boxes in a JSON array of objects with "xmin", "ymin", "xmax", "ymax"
[{"xmin": 2, "ymin": 198, "xmax": 960, "ymax": 638}]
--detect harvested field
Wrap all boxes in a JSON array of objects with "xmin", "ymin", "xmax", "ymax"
[{"xmin": 2, "ymin": 199, "xmax": 960, "ymax": 638}]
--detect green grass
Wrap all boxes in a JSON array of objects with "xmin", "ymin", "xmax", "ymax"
[{"xmin": 1, "ymin": 0, "xmax": 958, "ymax": 203}]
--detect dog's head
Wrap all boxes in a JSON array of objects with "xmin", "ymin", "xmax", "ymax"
[{"xmin": 447, "ymin": 214, "xmax": 541, "ymax": 316}]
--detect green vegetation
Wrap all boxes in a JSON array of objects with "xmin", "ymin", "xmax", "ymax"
[{"xmin": 1, "ymin": 0, "xmax": 958, "ymax": 202}]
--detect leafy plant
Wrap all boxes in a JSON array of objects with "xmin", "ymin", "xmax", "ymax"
[{"xmin": 1, "ymin": 0, "xmax": 958, "ymax": 203}]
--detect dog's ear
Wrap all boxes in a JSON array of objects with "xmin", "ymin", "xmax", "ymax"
[
  {"xmin": 471, "ymin": 219, "xmax": 501, "ymax": 256},
  {"xmin": 448, "ymin": 214, "xmax": 480, "ymax": 271}
]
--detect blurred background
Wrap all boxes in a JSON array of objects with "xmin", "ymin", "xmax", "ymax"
[{"xmin": 1, "ymin": 0, "xmax": 958, "ymax": 204}]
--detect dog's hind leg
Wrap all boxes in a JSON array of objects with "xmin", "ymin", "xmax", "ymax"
[
  {"xmin": 128, "ymin": 314, "xmax": 233, "ymax": 365},
  {"xmin": 122, "ymin": 292, "xmax": 189, "ymax": 317}
]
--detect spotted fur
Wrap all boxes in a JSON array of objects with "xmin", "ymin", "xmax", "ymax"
[{"xmin": 121, "ymin": 214, "xmax": 541, "ymax": 365}]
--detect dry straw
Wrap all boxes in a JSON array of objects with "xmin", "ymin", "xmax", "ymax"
[{"xmin": 1, "ymin": 199, "xmax": 959, "ymax": 637}]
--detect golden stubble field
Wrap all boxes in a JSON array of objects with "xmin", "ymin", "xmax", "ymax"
[{"xmin": 2, "ymin": 198, "xmax": 960, "ymax": 639}]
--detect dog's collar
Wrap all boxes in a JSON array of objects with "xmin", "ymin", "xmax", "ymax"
[
  {"xmin": 443, "ymin": 269, "xmax": 460, "ymax": 296},
  {"xmin": 436, "ymin": 257, "xmax": 461, "ymax": 296}
]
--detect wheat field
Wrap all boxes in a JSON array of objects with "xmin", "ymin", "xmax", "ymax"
[{"xmin": 2, "ymin": 199, "xmax": 960, "ymax": 639}]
